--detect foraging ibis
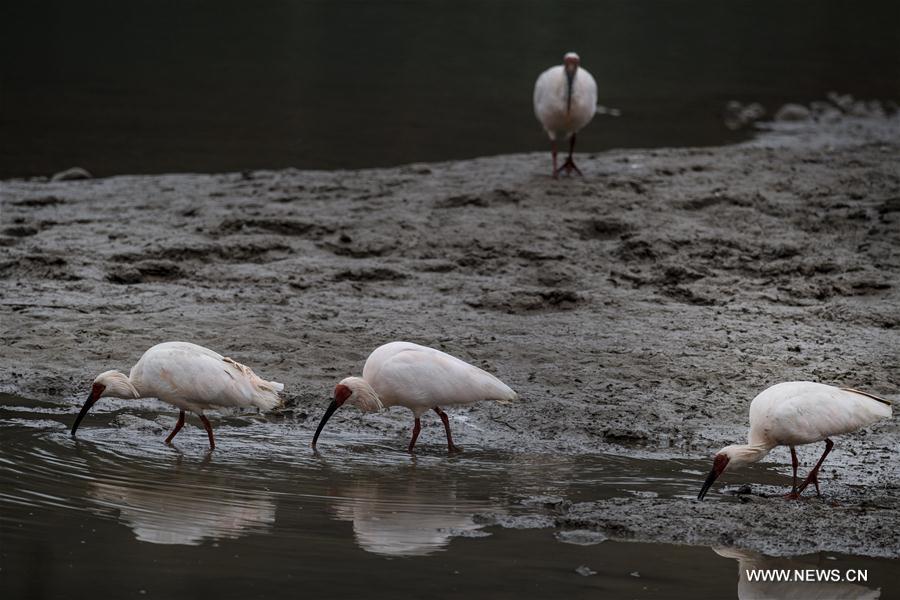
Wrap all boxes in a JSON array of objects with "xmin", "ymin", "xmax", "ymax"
[
  {"xmin": 533, "ymin": 51, "xmax": 598, "ymax": 178},
  {"xmin": 698, "ymin": 382, "xmax": 892, "ymax": 500},
  {"xmin": 71, "ymin": 341, "xmax": 284, "ymax": 450},
  {"xmin": 311, "ymin": 341, "xmax": 517, "ymax": 452}
]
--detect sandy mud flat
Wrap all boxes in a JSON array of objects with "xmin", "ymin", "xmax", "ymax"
[{"xmin": 2, "ymin": 114, "xmax": 898, "ymax": 558}]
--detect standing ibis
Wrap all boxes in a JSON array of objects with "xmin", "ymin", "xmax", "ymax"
[
  {"xmin": 71, "ymin": 341, "xmax": 284, "ymax": 450},
  {"xmin": 698, "ymin": 381, "xmax": 892, "ymax": 500},
  {"xmin": 311, "ymin": 341, "xmax": 517, "ymax": 453},
  {"xmin": 533, "ymin": 51, "xmax": 598, "ymax": 178}
]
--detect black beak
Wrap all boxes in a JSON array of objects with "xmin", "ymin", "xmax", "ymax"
[
  {"xmin": 698, "ymin": 467, "xmax": 720, "ymax": 500},
  {"xmin": 71, "ymin": 392, "xmax": 98, "ymax": 437},
  {"xmin": 565, "ymin": 67, "xmax": 576, "ymax": 113},
  {"xmin": 311, "ymin": 399, "xmax": 340, "ymax": 448}
]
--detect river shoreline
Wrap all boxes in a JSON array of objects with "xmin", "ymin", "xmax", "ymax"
[{"xmin": 3, "ymin": 113, "xmax": 898, "ymax": 557}]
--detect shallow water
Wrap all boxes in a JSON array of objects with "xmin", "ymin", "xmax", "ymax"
[
  {"xmin": 1, "ymin": 393, "xmax": 895, "ymax": 598},
  {"xmin": 3, "ymin": 1, "xmax": 899, "ymax": 177}
]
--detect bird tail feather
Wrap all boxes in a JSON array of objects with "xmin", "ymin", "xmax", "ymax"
[
  {"xmin": 223, "ymin": 356, "xmax": 284, "ymax": 410},
  {"xmin": 251, "ymin": 378, "xmax": 284, "ymax": 410}
]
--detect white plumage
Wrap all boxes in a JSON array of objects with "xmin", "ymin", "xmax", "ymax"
[
  {"xmin": 749, "ymin": 381, "xmax": 890, "ymax": 447},
  {"xmin": 698, "ymin": 381, "xmax": 892, "ymax": 500},
  {"xmin": 312, "ymin": 341, "xmax": 517, "ymax": 452},
  {"xmin": 533, "ymin": 51, "xmax": 598, "ymax": 177},
  {"xmin": 362, "ymin": 342, "xmax": 517, "ymax": 414},
  {"xmin": 71, "ymin": 341, "xmax": 284, "ymax": 449}
]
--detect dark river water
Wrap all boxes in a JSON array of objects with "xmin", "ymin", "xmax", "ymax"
[
  {"xmin": 2, "ymin": 1, "xmax": 899, "ymax": 178},
  {"xmin": 2, "ymin": 393, "xmax": 896, "ymax": 599}
]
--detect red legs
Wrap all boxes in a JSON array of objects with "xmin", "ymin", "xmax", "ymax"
[
  {"xmin": 164, "ymin": 411, "xmax": 215, "ymax": 450},
  {"xmin": 407, "ymin": 418, "xmax": 422, "ymax": 453},
  {"xmin": 551, "ymin": 140, "xmax": 559, "ymax": 178},
  {"xmin": 165, "ymin": 410, "xmax": 186, "ymax": 445},
  {"xmin": 785, "ymin": 446, "xmax": 800, "ymax": 499},
  {"xmin": 199, "ymin": 414, "xmax": 216, "ymax": 450},
  {"xmin": 797, "ymin": 438, "xmax": 834, "ymax": 497},
  {"xmin": 554, "ymin": 133, "xmax": 582, "ymax": 178},
  {"xmin": 434, "ymin": 407, "xmax": 462, "ymax": 453}
]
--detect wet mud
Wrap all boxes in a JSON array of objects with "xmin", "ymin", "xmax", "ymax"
[{"xmin": 1, "ymin": 113, "xmax": 898, "ymax": 559}]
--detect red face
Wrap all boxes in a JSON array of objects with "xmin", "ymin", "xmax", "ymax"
[
  {"xmin": 91, "ymin": 382, "xmax": 106, "ymax": 400},
  {"xmin": 333, "ymin": 383, "xmax": 352, "ymax": 407},
  {"xmin": 712, "ymin": 453, "xmax": 730, "ymax": 476},
  {"xmin": 698, "ymin": 453, "xmax": 730, "ymax": 500},
  {"xmin": 564, "ymin": 55, "xmax": 580, "ymax": 71},
  {"xmin": 71, "ymin": 382, "xmax": 107, "ymax": 437}
]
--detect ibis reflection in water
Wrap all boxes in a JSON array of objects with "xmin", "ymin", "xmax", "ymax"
[
  {"xmin": 713, "ymin": 546, "xmax": 881, "ymax": 600},
  {"xmin": 88, "ymin": 469, "xmax": 277, "ymax": 546}
]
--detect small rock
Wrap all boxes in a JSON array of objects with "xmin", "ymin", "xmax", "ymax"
[
  {"xmin": 51, "ymin": 167, "xmax": 93, "ymax": 181},
  {"xmin": 556, "ymin": 529, "xmax": 608, "ymax": 546},
  {"xmin": 774, "ymin": 103, "xmax": 811, "ymax": 122},
  {"xmin": 575, "ymin": 565, "xmax": 597, "ymax": 577}
]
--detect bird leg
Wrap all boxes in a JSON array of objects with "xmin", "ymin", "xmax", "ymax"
[
  {"xmin": 784, "ymin": 446, "xmax": 800, "ymax": 499},
  {"xmin": 551, "ymin": 140, "xmax": 559, "ymax": 178},
  {"xmin": 198, "ymin": 414, "xmax": 216, "ymax": 450},
  {"xmin": 797, "ymin": 438, "xmax": 834, "ymax": 497},
  {"xmin": 407, "ymin": 418, "xmax": 422, "ymax": 453},
  {"xmin": 164, "ymin": 410, "xmax": 186, "ymax": 444},
  {"xmin": 555, "ymin": 133, "xmax": 582, "ymax": 177},
  {"xmin": 434, "ymin": 407, "xmax": 462, "ymax": 453}
]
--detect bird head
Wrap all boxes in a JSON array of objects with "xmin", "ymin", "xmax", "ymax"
[
  {"xmin": 71, "ymin": 370, "xmax": 138, "ymax": 437},
  {"xmin": 311, "ymin": 377, "xmax": 383, "ymax": 449},
  {"xmin": 697, "ymin": 449, "xmax": 732, "ymax": 500}
]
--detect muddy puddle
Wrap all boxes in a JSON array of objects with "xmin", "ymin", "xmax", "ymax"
[{"xmin": 1, "ymin": 393, "xmax": 895, "ymax": 598}]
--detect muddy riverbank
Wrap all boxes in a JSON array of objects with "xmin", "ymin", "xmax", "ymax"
[{"xmin": 2, "ymin": 112, "xmax": 898, "ymax": 559}]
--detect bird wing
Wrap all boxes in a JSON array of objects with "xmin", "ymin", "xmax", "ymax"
[
  {"xmin": 363, "ymin": 342, "xmax": 516, "ymax": 410},
  {"xmin": 751, "ymin": 381, "xmax": 891, "ymax": 446},
  {"xmin": 130, "ymin": 342, "xmax": 282, "ymax": 411},
  {"xmin": 533, "ymin": 66, "xmax": 563, "ymax": 130},
  {"xmin": 840, "ymin": 387, "xmax": 891, "ymax": 406}
]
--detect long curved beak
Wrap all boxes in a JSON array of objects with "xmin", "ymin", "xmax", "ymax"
[
  {"xmin": 565, "ymin": 67, "xmax": 576, "ymax": 113},
  {"xmin": 71, "ymin": 392, "xmax": 99, "ymax": 437},
  {"xmin": 697, "ymin": 467, "xmax": 720, "ymax": 500},
  {"xmin": 311, "ymin": 399, "xmax": 340, "ymax": 448}
]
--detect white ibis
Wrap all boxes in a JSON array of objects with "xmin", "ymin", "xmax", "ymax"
[
  {"xmin": 71, "ymin": 341, "xmax": 284, "ymax": 450},
  {"xmin": 533, "ymin": 51, "xmax": 598, "ymax": 178},
  {"xmin": 311, "ymin": 341, "xmax": 517, "ymax": 452},
  {"xmin": 698, "ymin": 381, "xmax": 892, "ymax": 500}
]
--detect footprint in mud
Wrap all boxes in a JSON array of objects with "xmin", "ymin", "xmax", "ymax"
[
  {"xmin": 332, "ymin": 267, "xmax": 407, "ymax": 282},
  {"xmin": 216, "ymin": 217, "xmax": 333, "ymax": 239},
  {"xmin": 574, "ymin": 217, "xmax": 632, "ymax": 241},
  {"xmin": 9, "ymin": 195, "xmax": 66, "ymax": 207},
  {"xmin": 0, "ymin": 253, "xmax": 78, "ymax": 281},
  {"xmin": 111, "ymin": 239, "xmax": 292, "ymax": 265},
  {"xmin": 107, "ymin": 260, "xmax": 186, "ymax": 285},
  {"xmin": 466, "ymin": 288, "xmax": 584, "ymax": 313},
  {"xmin": 435, "ymin": 188, "xmax": 523, "ymax": 209},
  {"xmin": 319, "ymin": 233, "xmax": 397, "ymax": 258},
  {"xmin": 2, "ymin": 225, "xmax": 40, "ymax": 238}
]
